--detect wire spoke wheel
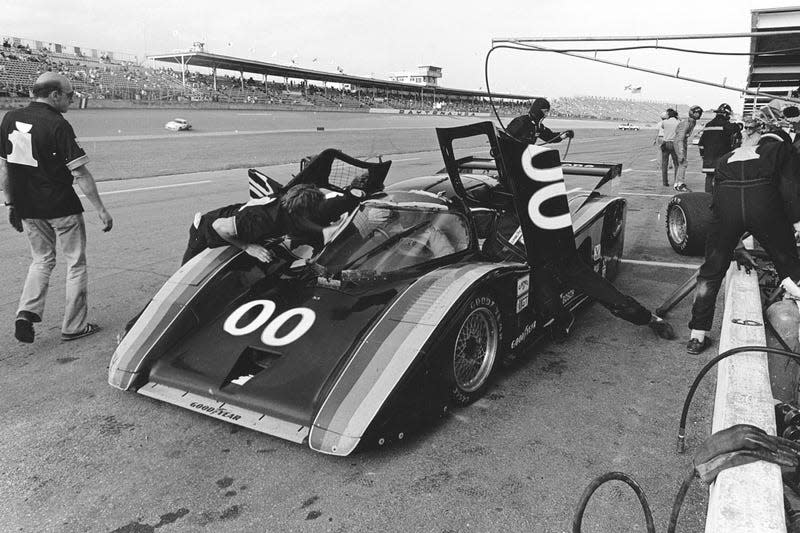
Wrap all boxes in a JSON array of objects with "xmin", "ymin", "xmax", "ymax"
[
  {"xmin": 453, "ymin": 307, "xmax": 499, "ymax": 393},
  {"xmin": 667, "ymin": 205, "xmax": 688, "ymax": 247}
]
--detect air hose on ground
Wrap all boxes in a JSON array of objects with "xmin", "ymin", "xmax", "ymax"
[{"xmin": 575, "ymin": 345, "xmax": 800, "ymax": 532}]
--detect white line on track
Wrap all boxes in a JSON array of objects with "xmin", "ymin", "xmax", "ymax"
[
  {"xmin": 392, "ymin": 157, "xmax": 420, "ymax": 162},
  {"xmin": 622, "ymin": 168, "xmax": 633, "ymax": 173},
  {"xmin": 621, "ymin": 258, "xmax": 701, "ymax": 269},
  {"xmin": 85, "ymin": 180, "xmax": 212, "ymax": 196},
  {"xmin": 618, "ymin": 191, "xmax": 676, "ymax": 198}
]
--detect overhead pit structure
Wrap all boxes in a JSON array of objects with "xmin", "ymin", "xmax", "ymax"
[
  {"xmin": 745, "ymin": 6, "xmax": 800, "ymax": 116},
  {"xmin": 146, "ymin": 50, "xmax": 535, "ymax": 108}
]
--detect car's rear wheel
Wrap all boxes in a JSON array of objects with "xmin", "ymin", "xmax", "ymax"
[
  {"xmin": 446, "ymin": 292, "xmax": 502, "ymax": 406},
  {"xmin": 666, "ymin": 192, "xmax": 712, "ymax": 256}
]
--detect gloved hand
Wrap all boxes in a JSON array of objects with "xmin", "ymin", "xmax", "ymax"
[
  {"xmin": 733, "ymin": 247, "xmax": 758, "ymax": 274},
  {"xmin": 693, "ymin": 424, "xmax": 800, "ymax": 484},
  {"xmin": 8, "ymin": 205, "xmax": 22, "ymax": 232},
  {"xmin": 562, "ymin": 130, "xmax": 575, "ymax": 139}
]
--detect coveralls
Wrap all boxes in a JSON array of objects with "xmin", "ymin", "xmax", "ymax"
[
  {"xmin": 689, "ymin": 131, "xmax": 800, "ymax": 331},
  {"xmin": 698, "ymin": 114, "xmax": 741, "ymax": 193}
]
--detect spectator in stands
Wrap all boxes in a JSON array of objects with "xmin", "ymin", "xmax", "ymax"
[
  {"xmin": 698, "ymin": 103, "xmax": 741, "ymax": 193},
  {"xmin": 659, "ymin": 108, "xmax": 680, "ymax": 187},
  {"xmin": 505, "ymin": 98, "xmax": 574, "ymax": 144},
  {"xmin": 673, "ymin": 105, "xmax": 704, "ymax": 192},
  {"xmin": 1, "ymin": 72, "xmax": 113, "ymax": 343},
  {"xmin": 686, "ymin": 109, "xmax": 800, "ymax": 354}
]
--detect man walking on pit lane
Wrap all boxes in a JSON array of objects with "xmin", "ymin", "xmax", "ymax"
[
  {"xmin": 659, "ymin": 108, "xmax": 680, "ymax": 187},
  {"xmin": 673, "ymin": 105, "xmax": 704, "ymax": 192},
  {"xmin": 1, "ymin": 72, "xmax": 113, "ymax": 344}
]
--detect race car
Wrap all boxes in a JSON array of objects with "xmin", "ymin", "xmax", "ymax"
[
  {"xmin": 108, "ymin": 123, "xmax": 628, "ymax": 456},
  {"xmin": 618, "ymin": 122, "xmax": 639, "ymax": 131},
  {"xmin": 165, "ymin": 118, "xmax": 192, "ymax": 131}
]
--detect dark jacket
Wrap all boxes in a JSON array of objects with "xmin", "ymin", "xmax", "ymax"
[
  {"xmin": 698, "ymin": 114, "xmax": 740, "ymax": 173},
  {"xmin": 505, "ymin": 114, "xmax": 563, "ymax": 145},
  {"xmin": 715, "ymin": 133, "xmax": 800, "ymax": 222}
]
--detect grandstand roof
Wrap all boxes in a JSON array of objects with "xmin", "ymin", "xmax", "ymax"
[
  {"xmin": 147, "ymin": 51, "xmax": 537, "ymax": 101},
  {"xmin": 745, "ymin": 6, "xmax": 800, "ymax": 114}
]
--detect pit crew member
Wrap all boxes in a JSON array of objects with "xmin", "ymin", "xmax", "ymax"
[
  {"xmin": 687, "ymin": 110, "xmax": 800, "ymax": 354},
  {"xmin": 182, "ymin": 183, "xmax": 363, "ymax": 264},
  {"xmin": 506, "ymin": 98, "xmax": 574, "ymax": 145},
  {"xmin": 698, "ymin": 103, "xmax": 741, "ymax": 193}
]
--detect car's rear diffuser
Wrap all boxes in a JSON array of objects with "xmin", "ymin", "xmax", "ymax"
[{"xmin": 138, "ymin": 381, "xmax": 310, "ymax": 444}]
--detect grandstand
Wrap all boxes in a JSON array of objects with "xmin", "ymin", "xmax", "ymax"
[{"xmin": 0, "ymin": 33, "xmax": 686, "ymax": 122}]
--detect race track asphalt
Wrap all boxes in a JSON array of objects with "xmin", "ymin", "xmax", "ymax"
[{"xmin": 0, "ymin": 110, "xmax": 716, "ymax": 533}]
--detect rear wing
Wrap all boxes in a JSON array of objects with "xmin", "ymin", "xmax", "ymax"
[
  {"xmin": 248, "ymin": 148, "xmax": 392, "ymax": 199},
  {"xmin": 439, "ymin": 155, "xmax": 622, "ymax": 196}
]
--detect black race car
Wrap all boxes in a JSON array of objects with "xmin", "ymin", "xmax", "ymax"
[{"xmin": 109, "ymin": 122, "xmax": 627, "ymax": 456}]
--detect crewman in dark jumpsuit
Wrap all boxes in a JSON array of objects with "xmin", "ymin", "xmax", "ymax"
[
  {"xmin": 506, "ymin": 98, "xmax": 574, "ymax": 145},
  {"xmin": 503, "ymin": 102, "xmax": 676, "ymax": 341},
  {"xmin": 698, "ymin": 103, "xmax": 741, "ymax": 193},
  {"xmin": 687, "ymin": 112, "xmax": 800, "ymax": 354}
]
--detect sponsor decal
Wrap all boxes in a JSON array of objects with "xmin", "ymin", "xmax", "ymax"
[
  {"xmin": 560, "ymin": 289, "xmax": 575, "ymax": 305},
  {"xmin": 593, "ymin": 243, "xmax": 602, "ymax": 261},
  {"xmin": 511, "ymin": 321, "xmax": 536, "ymax": 349},
  {"xmin": 517, "ymin": 275, "xmax": 530, "ymax": 297},
  {"xmin": 509, "ymin": 226, "xmax": 524, "ymax": 246},
  {"xmin": 189, "ymin": 402, "xmax": 242, "ymax": 421},
  {"xmin": 516, "ymin": 293, "xmax": 529, "ymax": 313}
]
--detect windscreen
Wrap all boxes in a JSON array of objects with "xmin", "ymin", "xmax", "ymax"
[{"xmin": 315, "ymin": 203, "xmax": 470, "ymax": 277}]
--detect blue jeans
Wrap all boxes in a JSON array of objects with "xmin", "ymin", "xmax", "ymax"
[{"xmin": 18, "ymin": 214, "xmax": 88, "ymax": 335}]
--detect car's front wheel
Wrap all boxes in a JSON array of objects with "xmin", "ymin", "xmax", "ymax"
[{"xmin": 445, "ymin": 292, "xmax": 502, "ymax": 406}]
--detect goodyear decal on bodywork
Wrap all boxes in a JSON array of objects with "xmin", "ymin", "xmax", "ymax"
[{"xmin": 309, "ymin": 262, "xmax": 513, "ymax": 456}]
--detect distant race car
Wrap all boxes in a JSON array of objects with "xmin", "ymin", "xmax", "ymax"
[
  {"xmin": 618, "ymin": 123, "xmax": 639, "ymax": 131},
  {"xmin": 165, "ymin": 118, "xmax": 191, "ymax": 131},
  {"xmin": 108, "ymin": 123, "xmax": 628, "ymax": 456}
]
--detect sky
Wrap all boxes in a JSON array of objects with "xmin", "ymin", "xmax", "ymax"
[{"xmin": 3, "ymin": 0, "xmax": 800, "ymax": 108}]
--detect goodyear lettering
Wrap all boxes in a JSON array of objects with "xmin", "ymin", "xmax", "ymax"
[
  {"xmin": 189, "ymin": 402, "xmax": 242, "ymax": 421},
  {"xmin": 511, "ymin": 321, "xmax": 536, "ymax": 349}
]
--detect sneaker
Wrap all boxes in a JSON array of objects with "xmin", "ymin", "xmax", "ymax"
[
  {"xmin": 14, "ymin": 318, "xmax": 34, "ymax": 343},
  {"xmin": 649, "ymin": 319, "xmax": 676, "ymax": 340},
  {"xmin": 62, "ymin": 323, "xmax": 101, "ymax": 341},
  {"xmin": 674, "ymin": 183, "xmax": 691, "ymax": 192},
  {"xmin": 686, "ymin": 337, "xmax": 712, "ymax": 355}
]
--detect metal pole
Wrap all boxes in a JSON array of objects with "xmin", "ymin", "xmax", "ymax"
[
  {"xmin": 505, "ymin": 42, "xmax": 800, "ymax": 107},
  {"xmin": 493, "ymin": 29, "xmax": 800, "ymax": 43}
]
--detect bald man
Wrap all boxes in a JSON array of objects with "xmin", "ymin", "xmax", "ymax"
[{"xmin": 1, "ymin": 72, "xmax": 113, "ymax": 343}]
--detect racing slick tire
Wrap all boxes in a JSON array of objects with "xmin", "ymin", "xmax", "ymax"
[
  {"xmin": 666, "ymin": 192, "xmax": 712, "ymax": 256},
  {"xmin": 445, "ymin": 291, "xmax": 503, "ymax": 407}
]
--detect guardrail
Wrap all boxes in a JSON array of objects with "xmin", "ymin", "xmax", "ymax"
[{"xmin": 705, "ymin": 261, "xmax": 785, "ymax": 532}]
